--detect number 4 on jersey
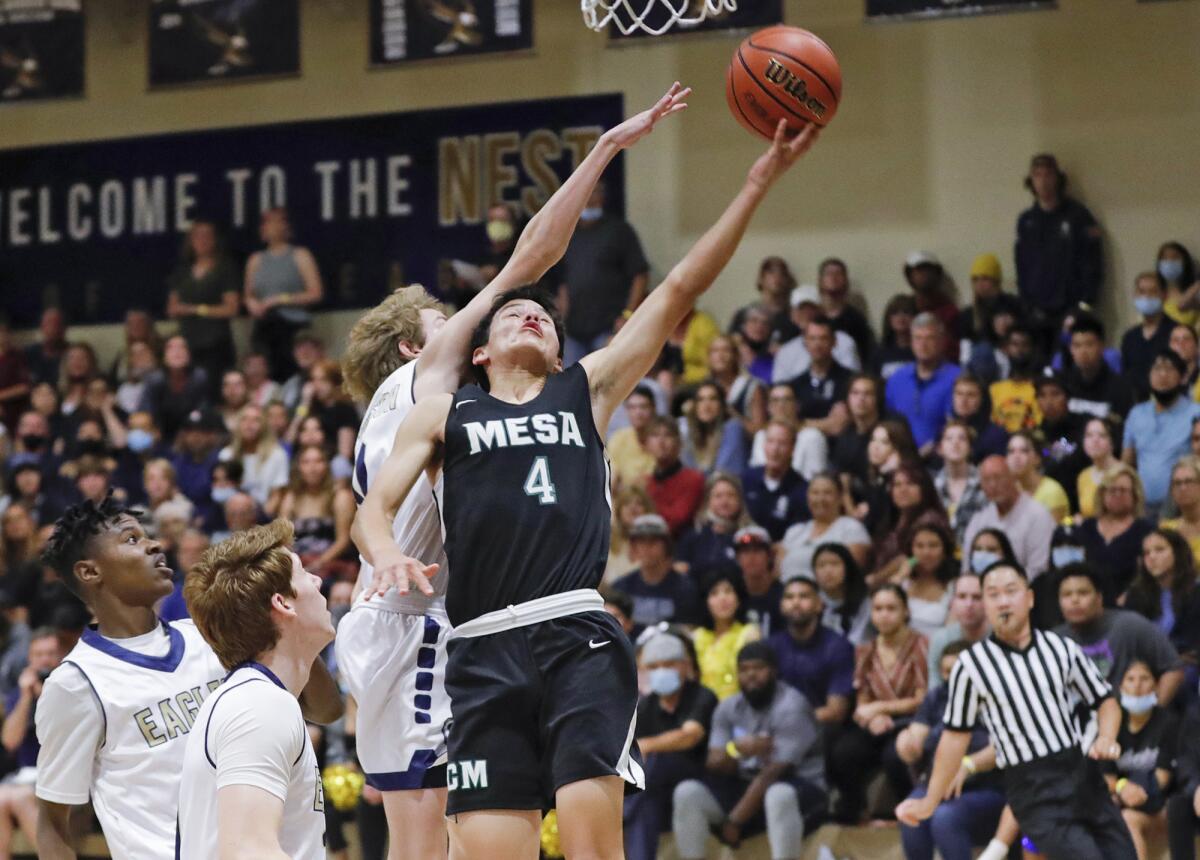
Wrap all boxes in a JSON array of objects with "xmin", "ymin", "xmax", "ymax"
[{"xmin": 523, "ymin": 456, "xmax": 557, "ymax": 505}]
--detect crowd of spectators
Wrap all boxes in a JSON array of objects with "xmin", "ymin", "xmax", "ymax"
[{"xmin": 0, "ymin": 153, "xmax": 1198, "ymax": 859}]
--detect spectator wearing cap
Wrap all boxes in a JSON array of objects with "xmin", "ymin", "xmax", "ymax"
[
  {"xmin": 1033, "ymin": 371, "xmax": 1089, "ymax": 510},
  {"xmin": 962, "ymin": 455, "xmax": 1057, "ymax": 580},
  {"xmin": 959, "ymin": 253, "xmax": 1024, "ymax": 384},
  {"xmin": 741, "ymin": 421, "xmax": 810, "ymax": 542},
  {"xmin": 624, "ymin": 633, "xmax": 718, "ymax": 860},
  {"xmin": 644, "ymin": 416, "xmax": 706, "ymax": 538},
  {"xmin": 884, "ymin": 313, "xmax": 959, "ymax": 452},
  {"xmin": 987, "ymin": 324, "xmax": 1041, "ymax": 433},
  {"xmin": 1121, "ymin": 272, "xmax": 1174, "ymax": 400},
  {"xmin": 672, "ymin": 641, "xmax": 827, "ymax": 860},
  {"xmin": 612, "ymin": 515, "xmax": 703, "ymax": 627},
  {"xmin": 817, "ymin": 257, "xmax": 875, "ymax": 366},
  {"xmin": 733, "ymin": 526, "xmax": 784, "ymax": 636},
  {"xmin": 1063, "ymin": 314, "xmax": 1136, "ymax": 422},
  {"xmin": 1014, "ymin": 153, "xmax": 1104, "ymax": 335},
  {"xmin": 171, "ymin": 408, "xmax": 225, "ymax": 521},
  {"xmin": 768, "ymin": 576, "xmax": 854, "ymax": 728},
  {"xmin": 1122, "ymin": 348, "xmax": 1200, "ymax": 516},
  {"xmin": 771, "ymin": 286, "xmax": 860, "ymax": 384},
  {"xmin": 903, "ymin": 251, "xmax": 959, "ymax": 363}
]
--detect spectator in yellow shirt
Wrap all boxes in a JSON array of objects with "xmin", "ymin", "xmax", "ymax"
[
  {"xmin": 988, "ymin": 325, "xmax": 1042, "ymax": 433},
  {"xmin": 1007, "ymin": 430, "xmax": 1069, "ymax": 522},
  {"xmin": 608, "ymin": 385, "xmax": 658, "ymax": 491},
  {"xmin": 692, "ymin": 569, "xmax": 760, "ymax": 700}
]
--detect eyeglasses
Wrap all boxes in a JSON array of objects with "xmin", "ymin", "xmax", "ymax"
[
  {"xmin": 1104, "ymin": 486, "xmax": 1134, "ymax": 494},
  {"xmin": 1172, "ymin": 477, "xmax": 1199, "ymax": 487}
]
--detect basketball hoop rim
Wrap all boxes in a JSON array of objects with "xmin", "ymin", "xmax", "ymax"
[{"xmin": 581, "ymin": 0, "xmax": 739, "ymax": 37}]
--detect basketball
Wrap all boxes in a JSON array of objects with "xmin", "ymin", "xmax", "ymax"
[{"xmin": 726, "ymin": 25, "xmax": 842, "ymax": 140}]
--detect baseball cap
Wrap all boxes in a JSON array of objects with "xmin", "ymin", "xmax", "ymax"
[
  {"xmin": 181, "ymin": 408, "xmax": 225, "ymax": 433},
  {"xmin": 905, "ymin": 250, "xmax": 940, "ymax": 269},
  {"xmin": 733, "ymin": 525, "xmax": 771, "ymax": 550},
  {"xmin": 629, "ymin": 514, "xmax": 670, "ymax": 540},
  {"xmin": 789, "ymin": 284, "xmax": 821, "ymax": 309},
  {"xmin": 1034, "ymin": 370, "xmax": 1068, "ymax": 394},
  {"xmin": 641, "ymin": 633, "xmax": 686, "ymax": 664}
]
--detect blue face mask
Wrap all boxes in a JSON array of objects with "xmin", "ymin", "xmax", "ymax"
[
  {"xmin": 211, "ymin": 486, "xmax": 236, "ymax": 505},
  {"xmin": 127, "ymin": 428, "xmax": 155, "ymax": 454},
  {"xmin": 1052, "ymin": 546, "xmax": 1086, "ymax": 568},
  {"xmin": 1159, "ymin": 259, "xmax": 1185, "ymax": 282},
  {"xmin": 1135, "ymin": 296, "xmax": 1163, "ymax": 318},
  {"xmin": 580, "ymin": 206, "xmax": 604, "ymax": 223},
  {"xmin": 970, "ymin": 550, "xmax": 999, "ymax": 575},
  {"xmin": 648, "ymin": 667, "xmax": 682, "ymax": 697},
  {"xmin": 1121, "ymin": 692, "xmax": 1156, "ymax": 715}
]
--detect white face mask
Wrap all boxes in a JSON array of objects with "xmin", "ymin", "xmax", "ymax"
[
  {"xmin": 580, "ymin": 206, "xmax": 603, "ymax": 223},
  {"xmin": 1121, "ymin": 692, "xmax": 1156, "ymax": 715}
]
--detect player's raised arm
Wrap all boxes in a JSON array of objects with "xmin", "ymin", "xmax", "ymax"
[
  {"xmin": 581, "ymin": 119, "xmax": 819, "ymax": 431},
  {"xmin": 414, "ymin": 83, "xmax": 690, "ymax": 398},
  {"xmin": 350, "ymin": 394, "xmax": 452, "ymax": 597}
]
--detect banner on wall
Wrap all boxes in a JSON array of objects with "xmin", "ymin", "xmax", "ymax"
[
  {"xmin": 0, "ymin": 94, "xmax": 624, "ymax": 327},
  {"xmin": 148, "ymin": 0, "xmax": 300, "ymax": 88},
  {"xmin": 0, "ymin": 0, "xmax": 83, "ymax": 103},
  {"xmin": 370, "ymin": 0, "xmax": 533, "ymax": 65},
  {"xmin": 611, "ymin": 0, "xmax": 782, "ymax": 41},
  {"xmin": 866, "ymin": 0, "xmax": 1055, "ymax": 21}
]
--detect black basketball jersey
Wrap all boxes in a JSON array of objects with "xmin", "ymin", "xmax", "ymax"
[{"xmin": 439, "ymin": 363, "xmax": 613, "ymax": 626}]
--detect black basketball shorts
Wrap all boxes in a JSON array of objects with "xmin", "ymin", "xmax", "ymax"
[{"xmin": 443, "ymin": 610, "xmax": 644, "ymax": 815}]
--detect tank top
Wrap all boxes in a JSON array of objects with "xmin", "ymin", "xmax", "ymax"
[
  {"xmin": 438, "ymin": 363, "xmax": 612, "ymax": 627},
  {"xmin": 252, "ymin": 247, "xmax": 309, "ymax": 324}
]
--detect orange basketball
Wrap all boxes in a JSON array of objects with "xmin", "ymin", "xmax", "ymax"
[{"xmin": 726, "ymin": 25, "xmax": 842, "ymax": 140}]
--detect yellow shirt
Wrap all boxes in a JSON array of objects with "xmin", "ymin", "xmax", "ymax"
[
  {"xmin": 607, "ymin": 427, "xmax": 655, "ymax": 491},
  {"xmin": 989, "ymin": 378, "xmax": 1042, "ymax": 433},
  {"xmin": 682, "ymin": 311, "xmax": 721, "ymax": 386},
  {"xmin": 1076, "ymin": 467, "xmax": 1103, "ymax": 519},
  {"xmin": 1165, "ymin": 297, "xmax": 1199, "ymax": 329},
  {"xmin": 693, "ymin": 623, "xmax": 759, "ymax": 700},
  {"xmin": 1160, "ymin": 519, "xmax": 1200, "ymax": 564},
  {"xmin": 1033, "ymin": 476, "xmax": 1070, "ymax": 522}
]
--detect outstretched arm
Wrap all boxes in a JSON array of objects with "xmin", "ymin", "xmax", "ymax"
[
  {"xmin": 581, "ymin": 120, "xmax": 820, "ymax": 432},
  {"xmin": 414, "ymin": 83, "xmax": 691, "ymax": 399},
  {"xmin": 350, "ymin": 394, "xmax": 452, "ymax": 598}
]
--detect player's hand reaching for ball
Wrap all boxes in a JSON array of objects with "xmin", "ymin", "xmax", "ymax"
[
  {"xmin": 746, "ymin": 119, "xmax": 819, "ymax": 192},
  {"xmin": 365, "ymin": 545, "xmax": 438, "ymax": 600},
  {"xmin": 603, "ymin": 82, "xmax": 691, "ymax": 150}
]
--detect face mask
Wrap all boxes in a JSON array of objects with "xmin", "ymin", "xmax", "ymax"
[
  {"xmin": 1159, "ymin": 260, "xmax": 1185, "ymax": 282},
  {"xmin": 1135, "ymin": 296, "xmax": 1163, "ymax": 318},
  {"xmin": 1008, "ymin": 356, "xmax": 1033, "ymax": 374},
  {"xmin": 970, "ymin": 550, "xmax": 1000, "ymax": 575},
  {"xmin": 648, "ymin": 667, "xmax": 682, "ymax": 697},
  {"xmin": 211, "ymin": 486, "xmax": 236, "ymax": 505},
  {"xmin": 77, "ymin": 439, "xmax": 106, "ymax": 457},
  {"xmin": 1151, "ymin": 386, "xmax": 1181, "ymax": 406},
  {"xmin": 1052, "ymin": 546, "xmax": 1086, "ymax": 568},
  {"xmin": 580, "ymin": 206, "xmax": 603, "ymax": 223},
  {"xmin": 742, "ymin": 679, "xmax": 776, "ymax": 710},
  {"xmin": 1121, "ymin": 692, "xmax": 1157, "ymax": 715},
  {"xmin": 20, "ymin": 434, "xmax": 45, "ymax": 452},
  {"xmin": 127, "ymin": 428, "xmax": 155, "ymax": 454},
  {"xmin": 485, "ymin": 219, "xmax": 514, "ymax": 245}
]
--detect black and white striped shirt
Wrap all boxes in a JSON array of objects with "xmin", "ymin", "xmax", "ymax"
[{"xmin": 943, "ymin": 629, "xmax": 1111, "ymax": 769}]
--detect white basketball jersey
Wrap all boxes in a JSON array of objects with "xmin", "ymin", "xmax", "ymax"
[
  {"xmin": 178, "ymin": 664, "xmax": 324, "ymax": 860},
  {"xmin": 45, "ymin": 620, "xmax": 225, "ymax": 859},
  {"xmin": 352, "ymin": 360, "xmax": 449, "ymax": 612}
]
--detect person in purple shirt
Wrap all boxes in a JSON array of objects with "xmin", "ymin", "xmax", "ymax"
[{"xmin": 767, "ymin": 576, "xmax": 854, "ymax": 728}]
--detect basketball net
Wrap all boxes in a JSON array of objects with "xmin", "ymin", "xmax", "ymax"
[{"xmin": 581, "ymin": 0, "xmax": 739, "ymax": 37}]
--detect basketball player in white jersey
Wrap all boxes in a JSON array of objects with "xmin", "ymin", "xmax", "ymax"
[
  {"xmin": 34, "ymin": 495, "xmax": 341, "ymax": 860},
  {"xmin": 178, "ymin": 519, "xmax": 335, "ymax": 860},
  {"xmin": 336, "ymin": 82, "xmax": 694, "ymax": 859}
]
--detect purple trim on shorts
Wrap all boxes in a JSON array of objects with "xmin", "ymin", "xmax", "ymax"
[{"xmin": 365, "ymin": 749, "xmax": 440, "ymax": 790}]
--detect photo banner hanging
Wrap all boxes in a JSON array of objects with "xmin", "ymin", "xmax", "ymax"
[
  {"xmin": 0, "ymin": 0, "xmax": 83, "ymax": 103},
  {"xmin": 0, "ymin": 94, "xmax": 625, "ymax": 327},
  {"xmin": 865, "ymin": 0, "xmax": 1056, "ymax": 21},
  {"xmin": 610, "ymin": 0, "xmax": 782, "ymax": 41},
  {"xmin": 148, "ymin": 0, "xmax": 300, "ymax": 88},
  {"xmin": 370, "ymin": 0, "xmax": 533, "ymax": 65}
]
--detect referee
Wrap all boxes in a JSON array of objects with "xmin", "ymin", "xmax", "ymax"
[{"xmin": 896, "ymin": 561, "xmax": 1136, "ymax": 859}]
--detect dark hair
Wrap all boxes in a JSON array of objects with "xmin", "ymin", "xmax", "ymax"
[
  {"xmin": 818, "ymin": 257, "xmax": 847, "ymax": 278},
  {"xmin": 212, "ymin": 458, "xmax": 244, "ymax": 485},
  {"xmin": 601, "ymin": 587, "xmax": 634, "ymax": 620},
  {"xmin": 938, "ymin": 417, "xmax": 977, "ymax": 447},
  {"xmin": 41, "ymin": 493, "xmax": 135, "ymax": 597},
  {"xmin": 628, "ymin": 385, "xmax": 655, "ymax": 406},
  {"xmin": 847, "ymin": 373, "xmax": 884, "ymax": 417},
  {"xmin": 880, "ymin": 294, "xmax": 917, "ymax": 349},
  {"xmin": 469, "ymin": 285, "xmax": 565, "ymax": 389},
  {"xmin": 941, "ymin": 639, "xmax": 972, "ymax": 660},
  {"xmin": 811, "ymin": 542, "xmax": 867, "ymax": 634},
  {"xmin": 1157, "ymin": 241, "xmax": 1196, "ymax": 292},
  {"xmin": 970, "ymin": 527, "xmax": 1018, "ymax": 564},
  {"xmin": 878, "ymin": 461, "xmax": 946, "ymax": 542},
  {"xmin": 1055, "ymin": 561, "xmax": 1110, "ymax": 600},
  {"xmin": 645, "ymin": 415, "xmax": 681, "ymax": 439},
  {"xmin": 870, "ymin": 581, "xmax": 909, "ymax": 608},
  {"xmin": 908, "ymin": 522, "xmax": 958, "ymax": 585},
  {"xmin": 1070, "ymin": 314, "xmax": 1106, "ymax": 342},
  {"xmin": 736, "ymin": 640, "xmax": 777, "ymax": 667},
  {"xmin": 980, "ymin": 560, "xmax": 1028, "ymax": 587},
  {"xmin": 871, "ymin": 420, "xmax": 920, "ymax": 471},
  {"xmin": 1125, "ymin": 528, "xmax": 1197, "ymax": 624},
  {"xmin": 699, "ymin": 568, "xmax": 749, "ymax": 629},
  {"xmin": 804, "ymin": 315, "xmax": 835, "ymax": 338}
]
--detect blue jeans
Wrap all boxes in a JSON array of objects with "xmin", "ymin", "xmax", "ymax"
[{"xmin": 899, "ymin": 785, "xmax": 1006, "ymax": 860}]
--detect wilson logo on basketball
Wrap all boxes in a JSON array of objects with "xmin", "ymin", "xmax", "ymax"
[{"xmin": 763, "ymin": 58, "xmax": 828, "ymax": 119}]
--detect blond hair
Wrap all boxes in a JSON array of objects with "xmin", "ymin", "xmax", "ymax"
[
  {"xmin": 1095, "ymin": 462, "xmax": 1146, "ymax": 520},
  {"xmin": 230, "ymin": 404, "xmax": 279, "ymax": 461},
  {"xmin": 342, "ymin": 285, "xmax": 449, "ymax": 403},
  {"xmin": 185, "ymin": 519, "xmax": 296, "ymax": 669}
]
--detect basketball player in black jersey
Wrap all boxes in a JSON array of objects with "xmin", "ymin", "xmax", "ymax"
[{"xmin": 354, "ymin": 115, "xmax": 820, "ymax": 858}]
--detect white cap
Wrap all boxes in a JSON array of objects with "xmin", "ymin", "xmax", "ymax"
[
  {"xmin": 789, "ymin": 284, "xmax": 821, "ymax": 308},
  {"xmin": 905, "ymin": 250, "xmax": 941, "ymax": 269}
]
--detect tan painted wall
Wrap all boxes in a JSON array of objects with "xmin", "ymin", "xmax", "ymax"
[{"xmin": 6, "ymin": 0, "xmax": 1200, "ymax": 365}]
